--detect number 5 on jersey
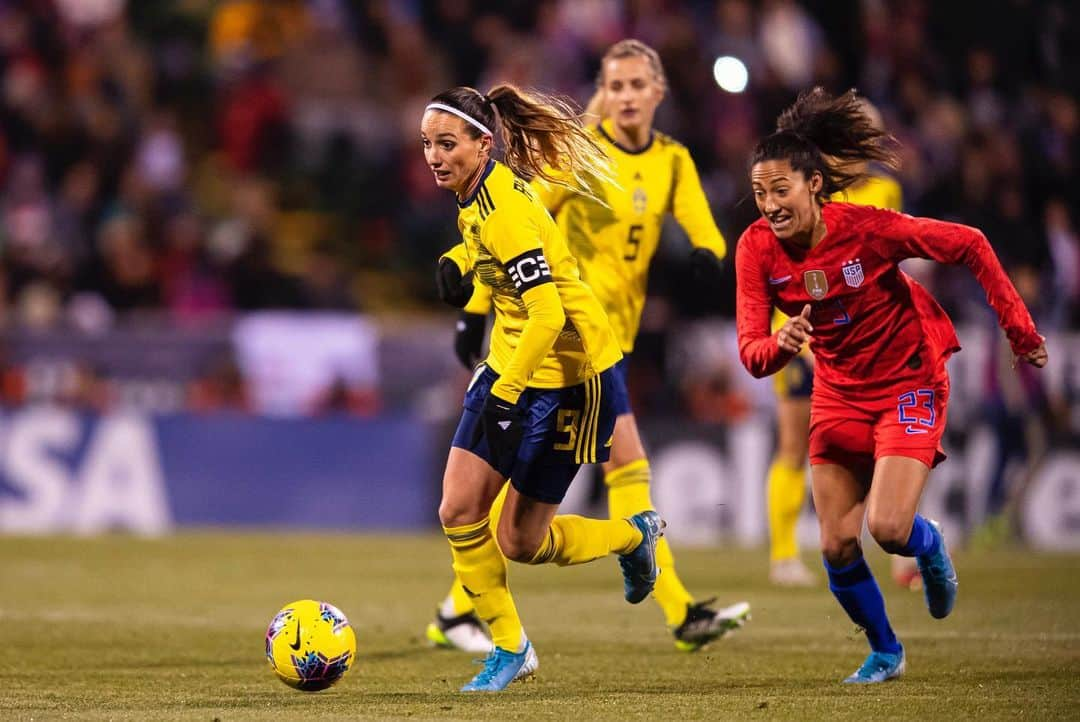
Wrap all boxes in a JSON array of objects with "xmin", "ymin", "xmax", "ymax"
[{"xmin": 624, "ymin": 224, "xmax": 643, "ymax": 261}]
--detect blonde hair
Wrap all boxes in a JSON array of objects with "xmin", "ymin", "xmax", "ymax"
[
  {"xmin": 585, "ymin": 39, "xmax": 668, "ymax": 120},
  {"xmin": 428, "ymin": 84, "xmax": 615, "ymax": 199}
]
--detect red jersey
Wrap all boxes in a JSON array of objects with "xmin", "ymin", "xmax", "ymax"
[{"xmin": 736, "ymin": 203, "xmax": 1042, "ymax": 394}]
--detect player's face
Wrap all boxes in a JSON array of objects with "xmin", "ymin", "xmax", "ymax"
[
  {"xmin": 750, "ymin": 160, "xmax": 823, "ymax": 241},
  {"xmin": 420, "ymin": 110, "xmax": 490, "ymax": 195},
  {"xmin": 600, "ymin": 55, "xmax": 664, "ymax": 134}
]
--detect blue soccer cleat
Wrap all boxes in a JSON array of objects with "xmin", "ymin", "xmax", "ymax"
[
  {"xmin": 916, "ymin": 519, "xmax": 958, "ymax": 619},
  {"xmin": 843, "ymin": 646, "xmax": 905, "ymax": 684},
  {"xmin": 460, "ymin": 641, "xmax": 539, "ymax": 692},
  {"xmin": 619, "ymin": 511, "xmax": 665, "ymax": 604}
]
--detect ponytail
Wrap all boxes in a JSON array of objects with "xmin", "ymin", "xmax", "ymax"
[
  {"xmin": 751, "ymin": 87, "xmax": 899, "ymax": 202},
  {"xmin": 428, "ymin": 84, "xmax": 615, "ymax": 201}
]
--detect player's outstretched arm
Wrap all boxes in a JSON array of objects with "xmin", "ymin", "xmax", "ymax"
[{"xmin": 876, "ymin": 209, "xmax": 1044, "ymax": 359}]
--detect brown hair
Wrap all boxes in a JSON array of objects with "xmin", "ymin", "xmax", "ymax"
[
  {"xmin": 750, "ymin": 87, "xmax": 899, "ymax": 203},
  {"xmin": 428, "ymin": 85, "xmax": 614, "ymax": 196}
]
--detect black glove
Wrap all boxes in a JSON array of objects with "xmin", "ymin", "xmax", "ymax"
[
  {"xmin": 436, "ymin": 257, "xmax": 474, "ymax": 308},
  {"xmin": 688, "ymin": 247, "xmax": 724, "ymax": 286},
  {"xmin": 481, "ymin": 392, "xmax": 525, "ymax": 472},
  {"xmin": 454, "ymin": 312, "xmax": 487, "ymax": 370}
]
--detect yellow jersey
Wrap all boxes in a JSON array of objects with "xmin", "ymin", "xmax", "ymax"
[
  {"xmin": 529, "ymin": 119, "xmax": 727, "ymax": 353},
  {"xmin": 442, "ymin": 160, "xmax": 622, "ymax": 403}
]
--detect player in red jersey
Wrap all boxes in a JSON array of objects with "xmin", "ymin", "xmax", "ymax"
[{"xmin": 735, "ymin": 88, "xmax": 1047, "ymax": 684}]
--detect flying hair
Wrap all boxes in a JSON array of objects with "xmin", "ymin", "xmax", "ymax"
[
  {"xmin": 427, "ymin": 85, "xmax": 615, "ymax": 203},
  {"xmin": 751, "ymin": 87, "xmax": 900, "ymax": 202}
]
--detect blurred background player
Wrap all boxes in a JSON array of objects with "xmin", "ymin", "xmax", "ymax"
[
  {"xmin": 424, "ymin": 84, "xmax": 664, "ymax": 691},
  {"xmin": 431, "ymin": 39, "xmax": 750, "ymax": 654},
  {"xmin": 765, "ymin": 97, "xmax": 913, "ymax": 588},
  {"xmin": 736, "ymin": 88, "xmax": 1047, "ymax": 683}
]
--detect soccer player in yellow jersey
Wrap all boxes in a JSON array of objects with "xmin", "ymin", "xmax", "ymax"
[
  {"xmin": 432, "ymin": 40, "xmax": 750, "ymax": 653},
  {"xmin": 765, "ymin": 100, "xmax": 907, "ymax": 587},
  {"xmin": 421, "ymin": 84, "xmax": 665, "ymax": 692}
]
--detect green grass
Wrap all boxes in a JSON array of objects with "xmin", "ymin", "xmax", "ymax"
[{"xmin": 3, "ymin": 534, "xmax": 1078, "ymax": 721}]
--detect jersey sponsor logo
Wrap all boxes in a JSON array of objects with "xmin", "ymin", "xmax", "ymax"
[
  {"xmin": 768, "ymin": 274, "xmax": 792, "ymax": 285},
  {"xmin": 504, "ymin": 248, "xmax": 553, "ymax": 292},
  {"xmin": 842, "ymin": 258, "xmax": 864, "ymax": 288},
  {"xmin": 803, "ymin": 270, "xmax": 828, "ymax": 299},
  {"xmin": 512, "ymin": 178, "xmax": 533, "ymax": 198}
]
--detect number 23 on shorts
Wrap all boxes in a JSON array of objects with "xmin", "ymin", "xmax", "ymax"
[{"xmin": 897, "ymin": 389, "xmax": 935, "ymax": 435}]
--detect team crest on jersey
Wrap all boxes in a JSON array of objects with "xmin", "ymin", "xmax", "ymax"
[
  {"xmin": 632, "ymin": 187, "xmax": 647, "ymax": 215},
  {"xmin": 842, "ymin": 258, "xmax": 864, "ymax": 288},
  {"xmin": 803, "ymin": 270, "xmax": 828, "ymax": 300}
]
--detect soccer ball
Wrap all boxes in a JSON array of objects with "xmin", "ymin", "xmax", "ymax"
[{"xmin": 265, "ymin": 599, "xmax": 357, "ymax": 691}]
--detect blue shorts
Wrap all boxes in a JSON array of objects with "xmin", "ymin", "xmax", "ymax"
[
  {"xmin": 451, "ymin": 364, "xmax": 619, "ymax": 504},
  {"xmin": 610, "ymin": 357, "xmax": 633, "ymax": 416}
]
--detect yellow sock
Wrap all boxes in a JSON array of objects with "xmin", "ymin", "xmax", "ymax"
[
  {"xmin": 605, "ymin": 460, "xmax": 694, "ymax": 627},
  {"xmin": 442, "ymin": 579, "xmax": 474, "ymax": 617},
  {"xmin": 528, "ymin": 514, "xmax": 641, "ymax": 565},
  {"xmin": 767, "ymin": 460, "xmax": 806, "ymax": 562},
  {"xmin": 489, "ymin": 481, "xmax": 509, "ymax": 530},
  {"xmin": 443, "ymin": 517, "xmax": 524, "ymax": 651},
  {"xmin": 440, "ymin": 482, "xmax": 511, "ymax": 618}
]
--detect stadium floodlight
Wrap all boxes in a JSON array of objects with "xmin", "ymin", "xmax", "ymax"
[{"xmin": 713, "ymin": 56, "xmax": 749, "ymax": 94}]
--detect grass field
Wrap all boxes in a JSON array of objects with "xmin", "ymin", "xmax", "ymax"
[{"xmin": 3, "ymin": 534, "xmax": 1078, "ymax": 721}]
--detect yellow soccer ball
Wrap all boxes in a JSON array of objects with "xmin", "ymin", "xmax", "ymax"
[{"xmin": 265, "ymin": 599, "xmax": 356, "ymax": 691}]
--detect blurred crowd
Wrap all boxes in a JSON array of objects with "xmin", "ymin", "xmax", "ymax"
[{"xmin": 0, "ymin": 0, "xmax": 1078, "ymax": 417}]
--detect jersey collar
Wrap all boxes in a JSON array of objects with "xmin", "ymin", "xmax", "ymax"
[
  {"xmin": 457, "ymin": 159, "xmax": 497, "ymax": 208},
  {"xmin": 598, "ymin": 119, "xmax": 654, "ymax": 155}
]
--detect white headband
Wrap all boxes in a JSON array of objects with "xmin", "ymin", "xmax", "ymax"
[{"xmin": 425, "ymin": 102, "xmax": 494, "ymax": 137}]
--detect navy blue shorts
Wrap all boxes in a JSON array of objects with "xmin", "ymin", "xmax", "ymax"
[
  {"xmin": 451, "ymin": 364, "xmax": 619, "ymax": 504},
  {"xmin": 609, "ymin": 356, "xmax": 633, "ymax": 416}
]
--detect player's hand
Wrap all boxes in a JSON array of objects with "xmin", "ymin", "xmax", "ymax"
[
  {"xmin": 454, "ymin": 312, "xmax": 487, "ymax": 370},
  {"xmin": 689, "ymin": 247, "xmax": 724, "ymax": 285},
  {"xmin": 777, "ymin": 304, "xmax": 813, "ymax": 354},
  {"xmin": 1017, "ymin": 342, "xmax": 1048, "ymax": 368},
  {"xmin": 436, "ymin": 258, "xmax": 474, "ymax": 308},
  {"xmin": 481, "ymin": 392, "xmax": 525, "ymax": 471}
]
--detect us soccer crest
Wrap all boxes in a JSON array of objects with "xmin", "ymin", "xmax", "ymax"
[
  {"xmin": 803, "ymin": 270, "xmax": 828, "ymax": 300},
  {"xmin": 842, "ymin": 258, "xmax": 864, "ymax": 288}
]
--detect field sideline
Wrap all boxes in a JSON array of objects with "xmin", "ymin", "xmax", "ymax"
[{"xmin": 3, "ymin": 533, "xmax": 1078, "ymax": 721}]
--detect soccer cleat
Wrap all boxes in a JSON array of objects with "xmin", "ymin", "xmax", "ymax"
[
  {"xmin": 843, "ymin": 646, "xmax": 905, "ymax": 683},
  {"xmin": 673, "ymin": 599, "xmax": 751, "ymax": 652},
  {"xmin": 769, "ymin": 557, "xmax": 817, "ymax": 587},
  {"xmin": 916, "ymin": 520, "xmax": 958, "ymax": 619},
  {"xmin": 459, "ymin": 641, "xmax": 539, "ymax": 692},
  {"xmin": 425, "ymin": 610, "xmax": 494, "ymax": 654},
  {"xmin": 619, "ymin": 511, "xmax": 665, "ymax": 604}
]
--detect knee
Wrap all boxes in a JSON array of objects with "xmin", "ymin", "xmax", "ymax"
[
  {"xmin": 439, "ymin": 499, "xmax": 486, "ymax": 529},
  {"xmin": 496, "ymin": 526, "xmax": 541, "ymax": 563},
  {"xmin": 819, "ymin": 533, "xmax": 861, "ymax": 568},
  {"xmin": 867, "ymin": 512, "xmax": 912, "ymax": 554}
]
